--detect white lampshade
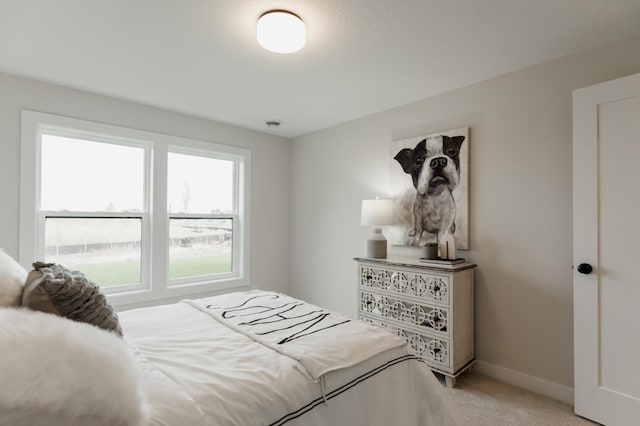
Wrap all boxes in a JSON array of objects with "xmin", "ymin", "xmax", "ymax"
[
  {"xmin": 361, "ymin": 198, "xmax": 394, "ymax": 226},
  {"xmin": 257, "ymin": 10, "xmax": 306, "ymax": 54},
  {"xmin": 361, "ymin": 198, "xmax": 394, "ymax": 259}
]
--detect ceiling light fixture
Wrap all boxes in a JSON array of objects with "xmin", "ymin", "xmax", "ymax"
[{"xmin": 257, "ymin": 10, "xmax": 306, "ymax": 54}]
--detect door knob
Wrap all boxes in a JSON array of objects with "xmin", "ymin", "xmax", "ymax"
[{"xmin": 577, "ymin": 263, "xmax": 593, "ymax": 275}]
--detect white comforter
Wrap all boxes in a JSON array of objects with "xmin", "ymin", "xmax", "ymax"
[{"xmin": 120, "ymin": 291, "xmax": 459, "ymax": 426}]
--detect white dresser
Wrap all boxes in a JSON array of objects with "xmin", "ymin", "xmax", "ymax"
[{"xmin": 354, "ymin": 256, "xmax": 476, "ymax": 387}]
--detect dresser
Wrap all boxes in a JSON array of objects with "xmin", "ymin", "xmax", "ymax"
[{"xmin": 354, "ymin": 256, "xmax": 476, "ymax": 387}]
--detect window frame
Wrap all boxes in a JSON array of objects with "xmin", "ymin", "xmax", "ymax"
[{"xmin": 20, "ymin": 110, "xmax": 251, "ymax": 306}]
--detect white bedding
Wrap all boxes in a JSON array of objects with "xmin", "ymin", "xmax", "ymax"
[{"xmin": 120, "ymin": 290, "xmax": 460, "ymax": 426}]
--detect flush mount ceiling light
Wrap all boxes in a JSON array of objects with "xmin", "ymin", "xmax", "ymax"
[{"xmin": 257, "ymin": 10, "xmax": 306, "ymax": 54}]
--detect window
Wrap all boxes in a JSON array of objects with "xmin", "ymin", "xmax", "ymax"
[{"xmin": 20, "ymin": 111, "xmax": 250, "ymax": 305}]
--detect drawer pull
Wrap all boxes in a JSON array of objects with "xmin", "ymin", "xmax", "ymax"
[
  {"xmin": 427, "ymin": 340, "xmax": 447, "ymax": 362},
  {"xmin": 423, "ymin": 309, "xmax": 447, "ymax": 332}
]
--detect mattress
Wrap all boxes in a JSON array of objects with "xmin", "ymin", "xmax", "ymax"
[{"xmin": 119, "ymin": 290, "xmax": 459, "ymax": 426}]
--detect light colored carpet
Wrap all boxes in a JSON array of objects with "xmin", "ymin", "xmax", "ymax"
[{"xmin": 438, "ymin": 372, "xmax": 599, "ymax": 426}]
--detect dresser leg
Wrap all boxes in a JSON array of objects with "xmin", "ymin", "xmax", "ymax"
[{"xmin": 445, "ymin": 376, "xmax": 456, "ymax": 388}]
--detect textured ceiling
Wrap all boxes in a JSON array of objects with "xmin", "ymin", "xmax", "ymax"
[{"xmin": 1, "ymin": 0, "xmax": 639, "ymax": 138}]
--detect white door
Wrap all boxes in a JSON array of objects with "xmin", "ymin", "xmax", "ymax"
[{"xmin": 573, "ymin": 72, "xmax": 640, "ymax": 425}]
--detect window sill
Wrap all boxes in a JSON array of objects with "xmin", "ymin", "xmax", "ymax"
[{"xmin": 107, "ymin": 277, "xmax": 251, "ymax": 310}]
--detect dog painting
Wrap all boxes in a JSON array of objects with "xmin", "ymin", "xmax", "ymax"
[{"xmin": 389, "ymin": 127, "xmax": 469, "ymax": 249}]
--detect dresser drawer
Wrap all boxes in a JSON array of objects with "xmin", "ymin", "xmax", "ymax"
[
  {"xmin": 360, "ymin": 315, "xmax": 450, "ymax": 368},
  {"xmin": 359, "ymin": 265, "xmax": 449, "ymax": 305},
  {"xmin": 360, "ymin": 290, "xmax": 449, "ymax": 336}
]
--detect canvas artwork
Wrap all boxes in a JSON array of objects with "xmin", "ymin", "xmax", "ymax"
[{"xmin": 388, "ymin": 127, "xmax": 469, "ymax": 249}]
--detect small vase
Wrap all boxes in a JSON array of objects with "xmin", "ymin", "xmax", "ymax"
[{"xmin": 422, "ymin": 245, "xmax": 438, "ymax": 259}]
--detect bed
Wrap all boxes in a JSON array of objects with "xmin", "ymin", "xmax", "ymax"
[{"xmin": 0, "ymin": 289, "xmax": 459, "ymax": 426}]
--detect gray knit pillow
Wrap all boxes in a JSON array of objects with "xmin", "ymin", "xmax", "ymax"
[{"xmin": 22, "ymin": 262, "xmax": 122, "ymax": 336}]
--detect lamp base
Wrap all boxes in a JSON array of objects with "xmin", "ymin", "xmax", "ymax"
[
  {"xmin": 366, "ymin": 227, "xmax": 388, "ymax": 259},
  {"xmin": 367, "ymin": 239, "xmax": 387, "ymax": 259}
]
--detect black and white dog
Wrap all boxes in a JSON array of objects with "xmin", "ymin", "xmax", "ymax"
[{"xmin": 394, "ymin": 135, "xmax": 465, "ymax": 245}]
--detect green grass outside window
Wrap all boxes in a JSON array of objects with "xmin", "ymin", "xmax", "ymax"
[{"xmin": 77, "ymin": 253, "xmax": 232, "ymax": 287}]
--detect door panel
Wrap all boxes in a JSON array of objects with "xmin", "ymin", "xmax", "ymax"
[
  {"xmin": 573, "ymin": 73, "xmax": 640, "ymax": 425},
  {"xmin": 599, "ymin": 96, "xmax": 640, "ymax": 399}
]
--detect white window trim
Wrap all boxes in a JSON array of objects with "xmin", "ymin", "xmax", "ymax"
[{"xmin": 20, "ymin": 110, "xmax": 251, "ymax": 307}]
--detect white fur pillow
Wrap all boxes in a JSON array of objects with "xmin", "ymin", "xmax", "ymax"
[
  {"xmin": 0, "ymin": 249, "xmax": 27, "ymax": 307},
  {"xmin": 0, "ymin": 308, "xmax": 146, "ymax": 425}
]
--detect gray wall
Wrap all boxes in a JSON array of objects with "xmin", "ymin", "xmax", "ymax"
[
  {"xmin": 0, "ymin": 72, "xmax": 292, "ymax": 302},
  {"xmin": 290, "ymin": 33, "xmax": 640, "ymax": 393}
]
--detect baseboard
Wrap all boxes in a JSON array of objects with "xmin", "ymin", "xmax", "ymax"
[{"xmin": 473, "ymin": 361, "xmax": 574, "ymax": 405}]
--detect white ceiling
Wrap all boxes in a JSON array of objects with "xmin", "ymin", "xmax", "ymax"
[{"xmin": 1, "ymin": 0, "xmax": 639, "ymax": 138}]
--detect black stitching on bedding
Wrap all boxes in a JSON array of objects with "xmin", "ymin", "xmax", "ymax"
[
  {"xmin": 206, "ymin": 294, "xmax": 297, "ymax": 319},
  {"xmin": 249, "ymin": 311, "xmax": 348, "ymax": 342},
  {"xmin": 208, "ymin": 295, "xmax": 352, "ymax": 344},
  {"xmin": 269, "ymin": 354, "xmax": 424, "ymax": 425},
  {"xmin": 238, "ymin": 303, "xmax": 305, "ymax": 324}
]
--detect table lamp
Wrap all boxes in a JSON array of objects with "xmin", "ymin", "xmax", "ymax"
[{"xmin": 360, "ymin": 198, "xmax": 395, "ymax": 258}]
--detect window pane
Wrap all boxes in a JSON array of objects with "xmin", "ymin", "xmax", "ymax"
[
  {"xmin": 168, "ymin": 152, "xmax": 233, "ymax": 214},
  {"xmin": 41, "ymin": 134, "xmax": 144, "ymax": 212},
  {"xmin": 169, "ymin": 218, "xmax": 232, "ymax": 280},
  {"xmin": 45, "ymin": 218, "xmax": 142, "ymax": 287}
]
